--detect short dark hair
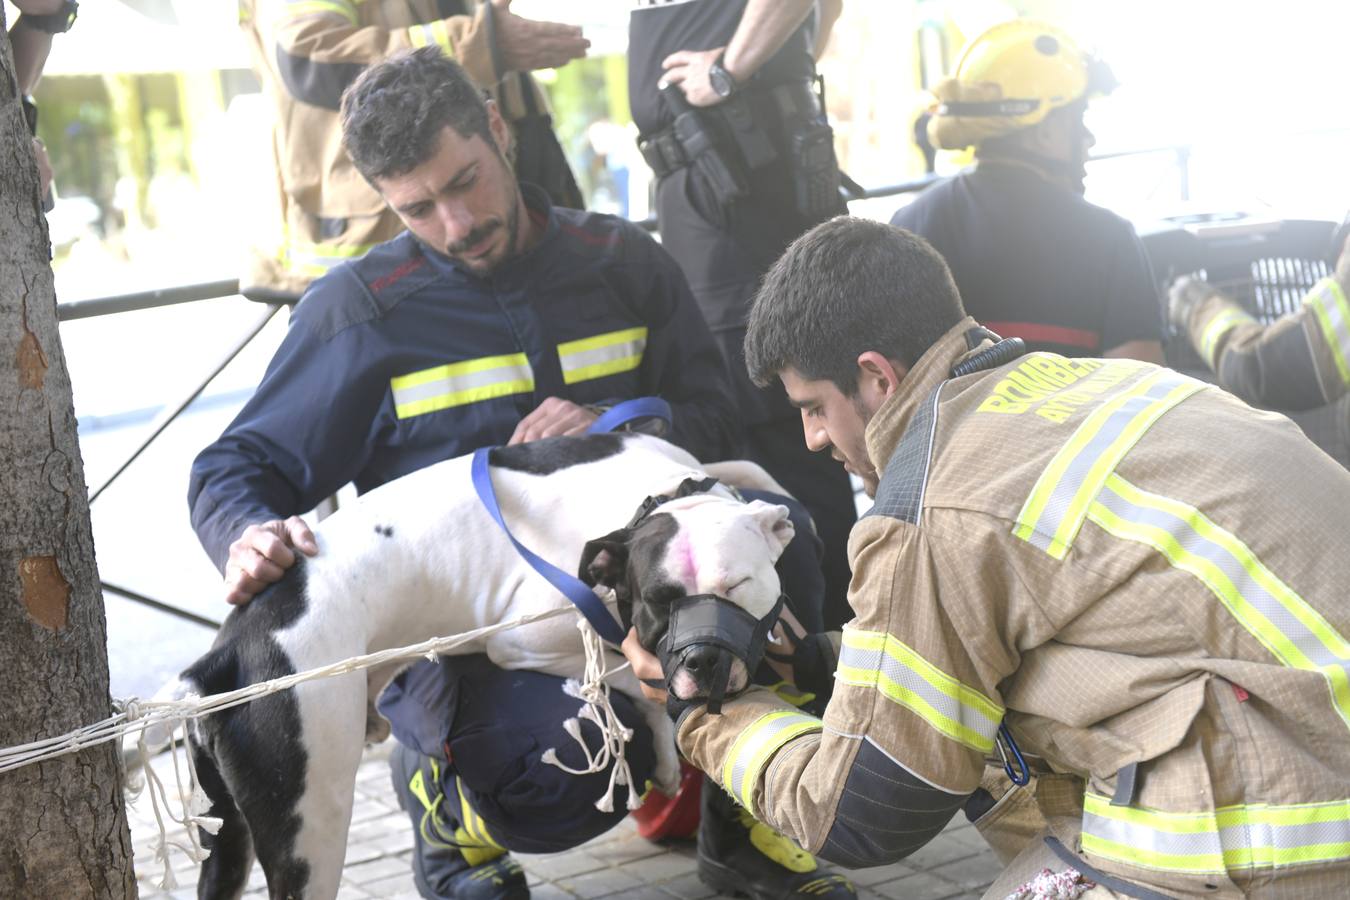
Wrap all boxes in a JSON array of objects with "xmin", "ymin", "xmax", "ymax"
[
  {"xmin": 745, "ymin": 217, "xmax": 965, "ymax": 395},
  {"xmin": 340, "ymin": 46, "xmax": 495, "ymax": 183}
]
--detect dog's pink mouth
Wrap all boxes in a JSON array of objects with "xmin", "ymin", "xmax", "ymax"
[{"xmin": 669, "ymin": 654, "xmax": 750, "ymax": 701}]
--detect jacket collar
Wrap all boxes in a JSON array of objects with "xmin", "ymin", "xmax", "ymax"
[{"xmin": 864, "ymin": 316, "xmax": 990, "ymax": 476}]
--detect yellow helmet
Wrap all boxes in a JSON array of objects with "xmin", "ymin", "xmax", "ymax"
[{"xmin": 929, "ymin": 19, "xmax": 1115, "ymax": 150}]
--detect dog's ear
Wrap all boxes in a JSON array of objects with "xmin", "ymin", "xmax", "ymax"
[
  {"xmin": 578, "ymin": 527, "xmax": 632, "ymax": 588},
  {"xmin": 746, "ymin": 500, "xmax": 795, "ymax": 559}
]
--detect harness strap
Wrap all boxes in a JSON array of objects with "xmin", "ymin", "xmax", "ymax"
[
  {"xmin": 472, "ymin": 397, "xmax": 675, "ymax": 645},
  {"xmin": 586, "ymin": 396, "xmax": 673, "ymax": 435}
]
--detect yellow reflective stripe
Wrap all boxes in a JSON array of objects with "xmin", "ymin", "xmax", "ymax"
[
  {"xmin": 722, "ymin": 710, "xmax": 822, "ymax": 810},
  {"xmin": 767, "ymin": 680, "xmax": 816, "ymax": 708},
  {"xmin": 391, "ymin": 354, "xmax": 534, "ymax": 419},
  {"xmin": 1198, "ymin": 306, "xmax": 1255, "ymax": 370},
  {"xmin": 557, "ymin": 327, "xmax": 648, "ymax": 385},
  {"xmin": 407, "ymin": 19, "xmax": 454, "ymax": 53},
  {"xmin": 1014, "ymin": 368, "xmax": 1204, "ymax": 559},
  {"xmin": 1308, "ymin": 278, "xmax": 1350, "ymax": 386},
  {"xmin": 284, "ymin": 240, "xmax": 375, "ymax": 278},
  {"xmin": 456, "ymin": 778, "xmax": 503, "ymax": 850},
  {"xmin": 279, "ymin": 0, "xmax": 357, "ymax": 26},
  {"xmin": 1082, "ymin": 792, "xmax": 1350, "ymax": 874},
  {"xmin": 837, "ymin": 628, "xmax": 1002, "ymax": 753},
  {"xmin": 1088, "ymin": 474, "xmax": 1350, "ymax": 732}
]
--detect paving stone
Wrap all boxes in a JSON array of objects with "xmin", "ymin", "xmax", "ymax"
[
  {"xmin": 898, "ymin": 833, "xmax": 985, "ymax": 870},
  {"xmin": 930, "ymin": 852, "xmax": 1004, "ymax": 891},
  {"xmin": 345, "ymin": 854, "xmax": 413, "ymax": 884},
  {"xmin": 655, "ymin": 871, "xmax": 719, "ymax": 900},
  {"xmin": 344, "ymin": 839, "xmax": 388, "ymax": 866},
  {"xmin": 370, "ymin": 828, "xmax": 417, "ymax": 855},
  {"xmin": 616, "ymin": 849, "xmax": 699, "ymax": 883},
  {"xmin": 336, "ymin": 884, "xmax": 372, "ymax": 899},
  {"xmin": 519, "ymin": 849, "xmax": 609, "ymax": 880},
  {"xmin": 559, "ymin": 864, "xmax": 645, "ymax": 897},
  {"xmin": 841, "ymin": 860, "xmax": 918, "ymax": 888},
  {"xmin": 361, "ymin": 870, "xmax": 419, "ymax": 896},
  {"xmin": 530, "ymin": 883, "xmax": 581, "ymax": 900},
  {"xmin": 871, "ymin": 870, "xmax": 968, "ymax": 900},
  {"xmin": 589, "ymin": 834, "xmax": 676, "ymax": 866}
]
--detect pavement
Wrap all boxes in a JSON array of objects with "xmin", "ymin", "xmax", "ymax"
[{"xmin": 127, "ymin": 739, "xmax": 1004, "ymax": 900}]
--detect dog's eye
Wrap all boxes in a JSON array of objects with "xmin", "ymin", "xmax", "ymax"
[{"xmin": 727, "ymin": 578, "xmax": 751, "ymax": 594}]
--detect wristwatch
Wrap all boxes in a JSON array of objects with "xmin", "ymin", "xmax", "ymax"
[
  {"xmin": 18, "ymin": 0, "xmax": 79, "ymax": 34},
  {"xmin": 708, "ymin": 53, "xmax": 739, "ymax": 99}
]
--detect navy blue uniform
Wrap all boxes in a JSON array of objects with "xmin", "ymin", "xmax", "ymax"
[
  {"xmin": 191, "ymin": 187, "xmax": 739, "ymax": 564},
  {"xmin": 891, "ymin": 161, "xmax": 1162, "ymax": 356},
  {"xmin": 188, "ymin": 186, "xmax": 756, "ymax": 849}
]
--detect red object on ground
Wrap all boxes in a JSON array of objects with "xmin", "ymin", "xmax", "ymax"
[{"xmin": 631, "ymin": 760, "xmax": 703, "ymax": 840}]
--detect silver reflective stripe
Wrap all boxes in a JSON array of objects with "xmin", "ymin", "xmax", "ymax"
[
  {"xmin": 1089, "ymin": 474, "xmax": 1350, "ymax": 731},
  {"xmin": 1014, "ymin": 369, "xmax": 1204, "ymax": 559},
  {"xmin": 723, "ymin": 710, "xmax": 821, "ymax": 809},
  {"xmin": 1082, "ymin": 792, "xmax": 1350, "ymax": 873},
  {"xmin": 390, "ymin": 354, "xmax": 534, "ymax": 419},
  {"xmin": 1309, "ymin": 278, "xmax": 1350, "ymax": 385},
  {"xmin": 837, "ymin": 633, "xmax": 1001, "ymax": 753},
  {"xmin": 1082, "ymin": 807, "xmax": 1224, "ymax": 869},
  {"xmin": 557, "ymin": 327, "xmax": 648, "ymax": 384}
]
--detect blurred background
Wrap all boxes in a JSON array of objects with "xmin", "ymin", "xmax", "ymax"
[{"xmin": 11, "ymin": 0, "xmax": 1349, "ymax": 698}]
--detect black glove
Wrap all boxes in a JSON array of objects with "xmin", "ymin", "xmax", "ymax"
[{"xmin": 791, "ymin": 632, "xmax": 837, "ymax": 699}]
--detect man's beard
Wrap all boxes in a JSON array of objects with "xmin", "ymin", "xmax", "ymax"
[{"xmin": 446, "ymin": 172, "xmax": 522, "ymax": 274}]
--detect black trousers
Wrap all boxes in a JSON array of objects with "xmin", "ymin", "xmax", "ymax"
[{"xmin": 657, "ymin": 163, "xmax": 857, "ymax": 629}]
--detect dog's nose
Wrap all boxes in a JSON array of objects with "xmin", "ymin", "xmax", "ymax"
[{"xmin": 681, "ymin": 644, "xmax": 724, "ymax": 681}]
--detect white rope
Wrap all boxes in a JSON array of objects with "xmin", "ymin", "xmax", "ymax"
[
  {"xmin": 0, "ymin": 605, "xmax": 627, "ymax": 887},
  {"xmin": 0, "ymin": 605, "xmax": 576, "ymax": 777},
  {"xmin": 539, "ymin": 612, "xmax": 642, "ymax": 813}
]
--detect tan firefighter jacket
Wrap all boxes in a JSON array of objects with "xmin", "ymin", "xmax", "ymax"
[
  {"xmin": 238, "ymin": 0, "xmax": 551, "ymax": 297},
  {"xmin": 1182, "ymin": 275, "xmax": 1350, "ymax": 412},
  {"xmin": 678, "ymin": 317, "xmax": 1350, "ymax": 898}
]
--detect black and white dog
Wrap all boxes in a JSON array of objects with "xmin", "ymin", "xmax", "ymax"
[{"xmin": 149, "ymin": 433, "xmax": 794, "ymax": 900}]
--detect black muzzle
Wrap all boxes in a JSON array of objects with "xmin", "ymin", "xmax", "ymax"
[{"xmin": 655, "ymin": 593, "xmax": 785, "ymax": 714}]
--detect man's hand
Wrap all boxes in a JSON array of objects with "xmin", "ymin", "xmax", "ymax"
[
  {"xmin": 490, "ymin": 0, "xmax": 589, "ymax": 73},
  {"xmin": 224, "ymin": 516, "xmax": 318, "ymax": 606},
  {"xmin": 506, "ymin": 397, "xmax": 598, "ymax": 445},
  {"xmin": 622, "ymin": 628, "xmax": 668, "ymax": 705},
  {"xmin": 1168, "ymin": 275, "xmax": 1221, "ymax": 333},
  {"xmin": 660, "ymin": 47, "xmax": 727, "ymax": 107}
]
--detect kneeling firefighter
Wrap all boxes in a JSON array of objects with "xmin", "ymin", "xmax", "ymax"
[{"xmin": 625, "ymin": 217, "xmax": 1350, "ymax": 898}]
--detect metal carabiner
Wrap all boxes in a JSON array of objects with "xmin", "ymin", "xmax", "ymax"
[{"xmin": 996, "ymin": 723, "xmax": 1031, "ymax": 787}]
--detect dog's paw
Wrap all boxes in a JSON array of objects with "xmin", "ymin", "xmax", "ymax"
[{"xmin": 653, "ymin": 756, "xmax": 682, "ymax": 795}]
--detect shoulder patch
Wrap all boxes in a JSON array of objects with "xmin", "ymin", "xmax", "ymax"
[
  {"xmin": 299, "ymin": 235, "xmax": 440, "ymax": 341},
  {"xmin": 866, "ymin": 383, "xmax": 944, "ymax": 524},
  {"xmin": 488, "ymin": 433, "xmax": 628, "ymax": 475}
]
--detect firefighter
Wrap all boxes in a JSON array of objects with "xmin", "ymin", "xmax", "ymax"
[
  {"xmin": 892, "ymin": 20, "xmax": 1164, "ymax": 365},
  {"xmin": 1169, "ymin": 217, "xmax": 1350, "ymax": 411},
  {"xmin": 623, "ymin": 217, "xmax": 1350, "ymax": 897},
  {"xmin": 237, "ymin": 0, "xmax": 587, "ymax": 301}
]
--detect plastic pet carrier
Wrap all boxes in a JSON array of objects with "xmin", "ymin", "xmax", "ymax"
[{"xmin": 1139, "ymin": 214, "xmax": 1349, "ymax": 466}]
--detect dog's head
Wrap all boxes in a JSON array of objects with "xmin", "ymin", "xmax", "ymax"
[{"xmin": 579, "ymin": 495, "xmax": 794, "ymax": 704}]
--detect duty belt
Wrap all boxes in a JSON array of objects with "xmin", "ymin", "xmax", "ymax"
[{"xmin": 638, "ymin": 79, "xmax": 824, "ymax": 179}]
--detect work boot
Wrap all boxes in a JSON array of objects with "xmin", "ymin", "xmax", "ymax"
[
  {"xmin": 697, "ymin": 778, "xmax": 855, "ymax": 899},
  {"xmin": 390, "ymin": 743, "xmax": 529, "ymax": 900}
]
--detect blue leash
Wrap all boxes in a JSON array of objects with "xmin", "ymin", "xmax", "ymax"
[
  {"xmin": 586, "ymin": 396, "xmax": 672, "ymax": 435},
  {"xmin": 472, "ymin": 398, "xmax": 674, "ymax": 645}
]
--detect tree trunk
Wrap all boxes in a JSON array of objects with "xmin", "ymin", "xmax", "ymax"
[{"xmin": 0, "ymin": 10, "xmax": 137, "ymax": 898}]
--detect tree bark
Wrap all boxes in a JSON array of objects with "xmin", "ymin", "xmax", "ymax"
[{"xmin": 0, "ymin": 9, "xmax": 137, "ymax": 898}]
